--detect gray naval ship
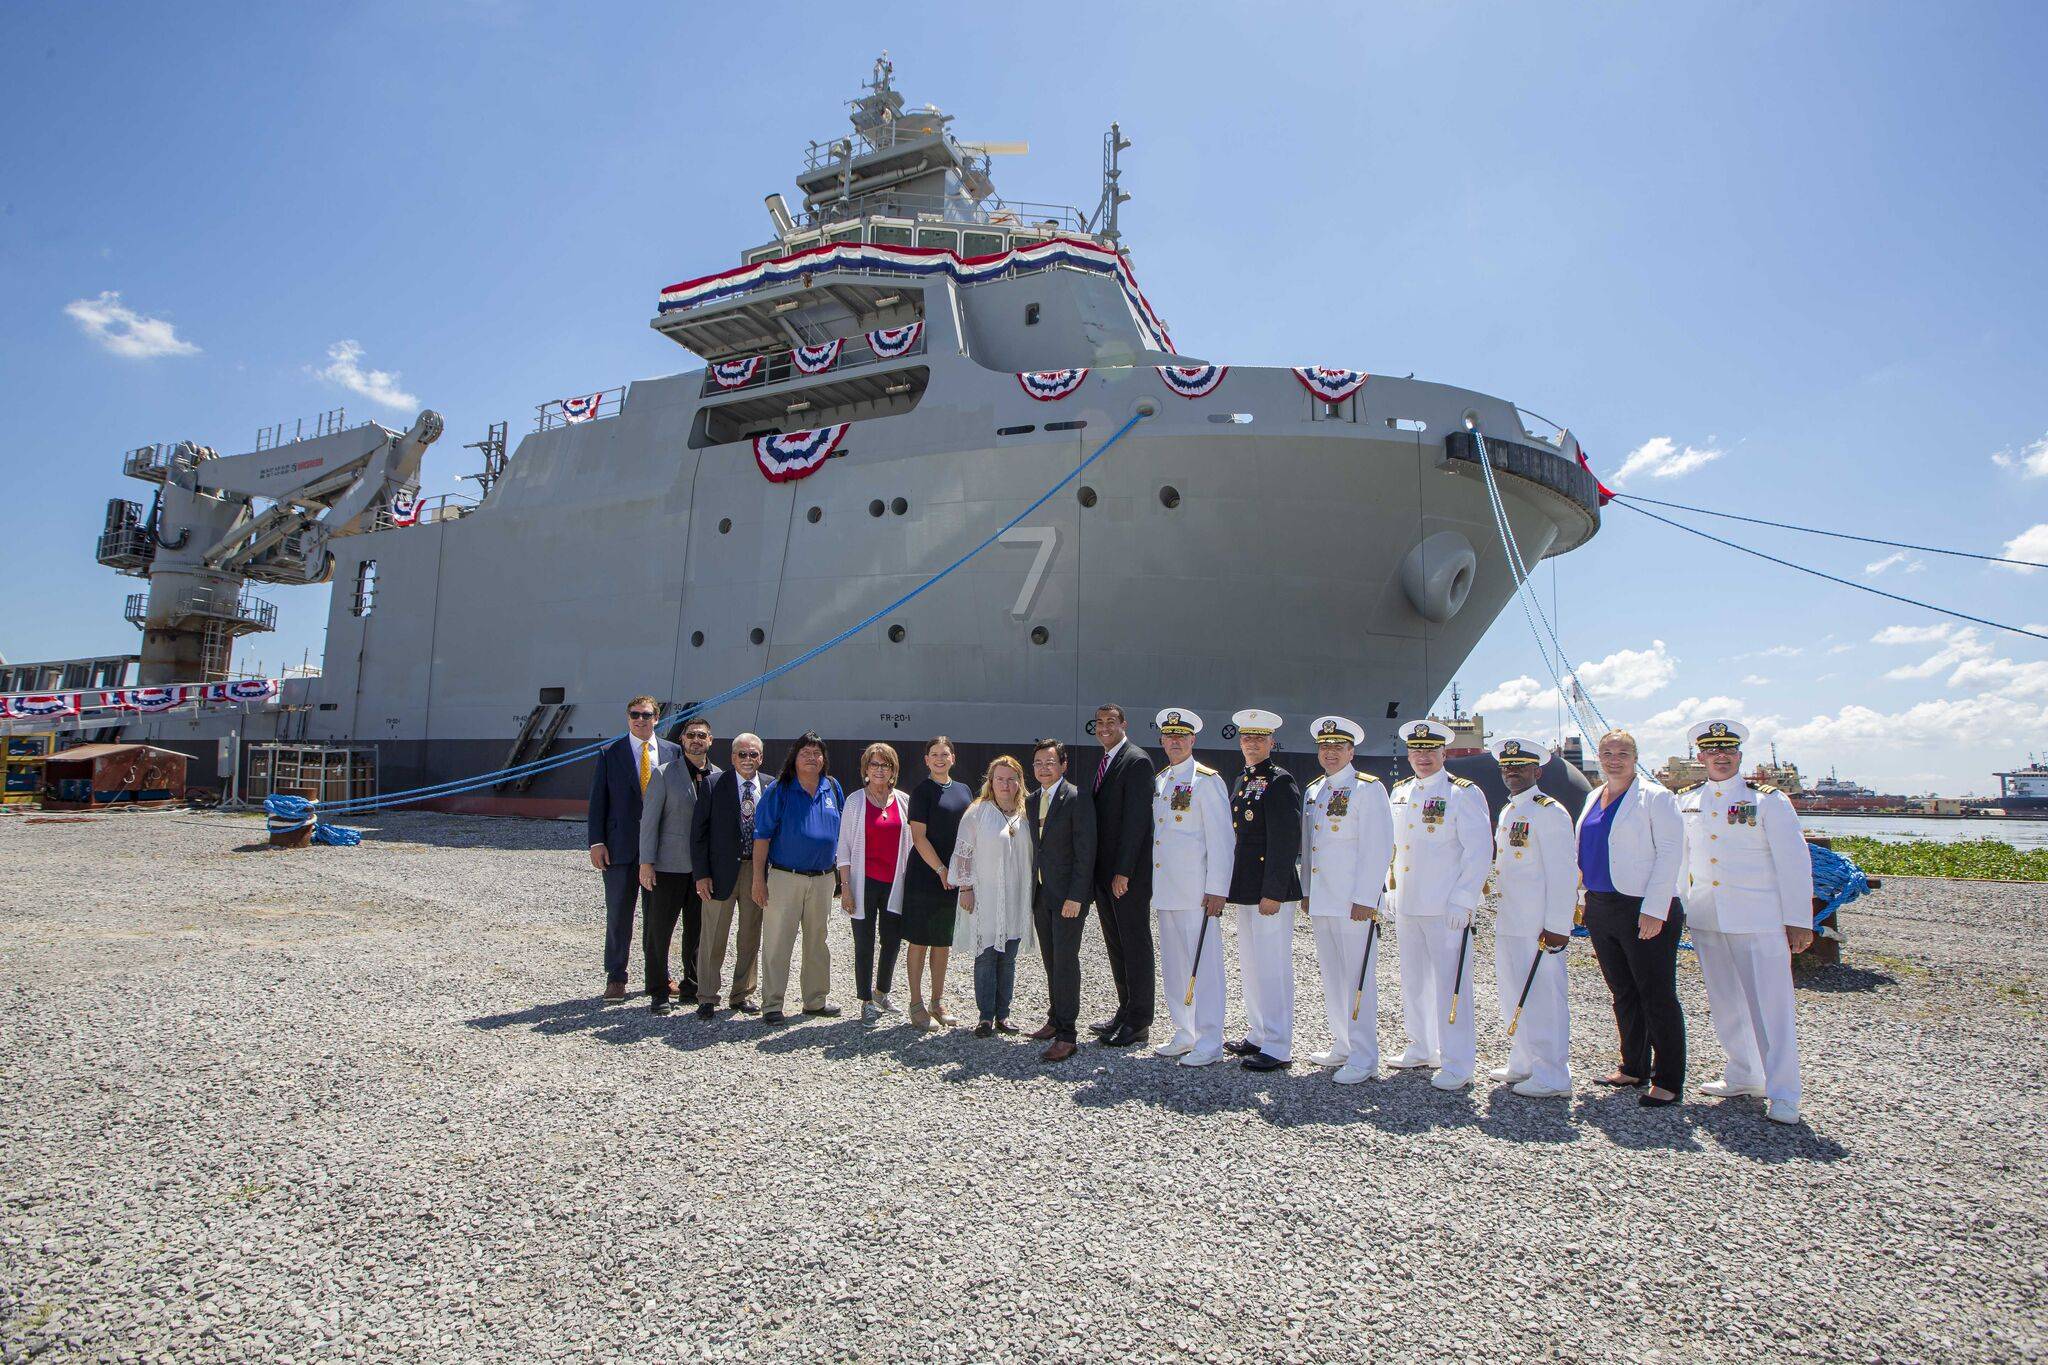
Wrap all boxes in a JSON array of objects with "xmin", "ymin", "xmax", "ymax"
[{"xmin": 93, "ymin": 57, "xmax": 1601, "ymax": 813}]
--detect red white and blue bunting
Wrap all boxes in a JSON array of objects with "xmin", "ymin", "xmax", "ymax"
[
  {"xmin": 1156, "ymin": 364, "xmax": 1228, "ymax": 399},
  {"xmin": 103, "ymin": 686, "xmax": 193, "ymax": 714},
  {"xmin": 866, "ymin": 321, "xmax": 923, "ymax": 359},
  {"xmin": 0, "ymin": 679, "xmax": 282, "ymax": 721},
  {"xmin": 205, "ymin": 679, "xmax": 280, "ymax": 704},
  {"xmin": 559, "ymin": 392, "xmax": 602, "ymax": 424},
  {"xmin": 791, "ymin": 339, "xmax": 844, "ymax": 375},
  {"xmin": 388, "ymin": 490, "xmax": 422, "ymax": 527},
  {"xmin": 661, "ymin": 237, "xmax": 1174, "ymax": 355},
  {"xmin": 710, "ymin": 356, "xmax": 763, "ymax": 390},
  {"xmin": 1017, "ymin": 369, "xmax": 1089, "ymax": 402},
  {"xmin": 1293, "ymin": 367, "xmax": 1370, "ymax": 403},
  {"xmin": 752, "ymin": 425, "xmax": 849, "ymax": 483},
  {"xmin": 2, "ymin": 695, "xmax": 78, "ymax": 720}
]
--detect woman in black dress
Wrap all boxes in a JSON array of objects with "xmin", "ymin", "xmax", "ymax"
[{"xmin": 901, "ymin": 736, "xmax": 970, "ymax": 1030}]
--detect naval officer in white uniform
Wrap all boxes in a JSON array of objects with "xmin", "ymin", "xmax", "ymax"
[
  {"xmin": 1300, "ymin": 716, "xmax": 1394, "ymax": 1084},
  {"xmin": 1486, "ymin": 738, "xmax": 1577, "ymax": 1097},
  {"xmin": 1675, "ymin": 719, "xmax": 1814, "ymax": 1124},
  {"xmin": 1385, "ymin": 719, "xmax": 1493, "ymax": 1089},
  {"xmin": 1150, "ymin": 708, "xmax": 1235, "ymax": 1067}
]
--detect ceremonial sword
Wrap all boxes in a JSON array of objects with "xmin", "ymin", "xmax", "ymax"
[
  {"xmin": 1349, "ymin": 915, "xmax": 1381, "ymax": 1022},
  {"xmin": 1185, "ymin": 912, "xmax": 1212, "ymax": 1007},
  {"xmin": 1447, "ymin": 920, "xmax": 1473, "ymax": 1025},
  {"xmin": 1505, "ymin": 942, "xmax": 1560, "ymax": 1038}
]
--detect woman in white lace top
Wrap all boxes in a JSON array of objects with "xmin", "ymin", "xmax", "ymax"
[{"xmin": 947, "ymin": 755, "xmax": 1036, "ymax": 1036}]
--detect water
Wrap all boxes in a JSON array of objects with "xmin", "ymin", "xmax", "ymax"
[{"xmin": 1801, "ymin": 815, "xmax": 2048, "ymax": 849}]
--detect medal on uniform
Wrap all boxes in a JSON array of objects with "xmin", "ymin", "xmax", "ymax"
[
  {"xmin": 1508, "ymin": 819, "xmax": 1528, "ymax": 848},
  {"xmin": 1327, "ymin": 788, "xmax": 1350, "ymax": 819},
  {"xmin": 1170, "ymin": 783, "xmax": 1192, "ymax": 812},
  {"xmin": 1423, "ymin": 797, "xmax": 1446, "ymax": 824},
  {"xmin": 1728, "ymin": 802, "xmax": 1757, "ymax": 826}
]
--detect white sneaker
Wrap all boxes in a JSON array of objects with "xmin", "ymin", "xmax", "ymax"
[
  {"xmin": 1333, "ymin": 1062, "xmax": 1379, "ymax": 1085},
  {"xmin": 1488, "ymin": 1066, "xmax": 1530, "ymax": 1084},
  {"xmin": 1766, "ymin": 1100, "xmax": 1801, "ymax": 1125},
  {"xmin": 860, "ymin": 1001, "xmax": 881, "ymax": 1023},
  {"xmin": 1178, "ymin": 1048, "xmax": 1226, "ymax": 1068},
  {"xmin": 875, "ymin": 992, "xmax": 901, "ymax": 1015},
  {"xmin": 1430, "ymin": 1071, "xmax": 1473, "ymax": 1091},
  {"xmin": 1700, "ymin": 1078, "xmax": 1765, "ymax": 1099},
  {"xmin": 1389, "ymin": 1050, "xmax": 1436, "ymax": 1070},
  {"xmin": 1153, "ymin": 1035, "xmax": 1196, "ymax": 1059},
  {"xmin": 1511, "ymin": 1079, "xmax": 1570, "ymax": 1098},
  {"xmin": 1307, "ymin": 1050, "xmax": 1348, "ymax": 1069}
]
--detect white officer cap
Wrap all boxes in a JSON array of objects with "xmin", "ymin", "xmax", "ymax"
[
  {"xmin": 1491, "ymin": 736, "xmax": 1552, "ymax": 767},
  {"xmin": 1399, "ymin": 718, "xmax": 1453, "ymax": 750},
  {"xmin": 1688, "ymin": 718, "xmax": 1749, "ymax": 751},
  {"xmin": 1311, "ymin": 715, "xmax": 1364, "ymax": 746},
  {"xmin": 1232, "ymin": 708, "xmax": 1282, "ymax": 737},
  {"xmin": 1156, "ymin": 707, "xmax": 1203, "ymax": 737}
]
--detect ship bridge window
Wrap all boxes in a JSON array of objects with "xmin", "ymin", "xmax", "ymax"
[
  {"xmin": 869, "ymin": 223, "xmax": 914, "ymax": 247},
  {"xmin": 916, "ymin": 228, "xmax": 958, "ymax": 252},
  {"xmin": 963, "ymin": 231, "xmax": 1003, "ymax": 257},
  {"xmin": 1011, "ymin": 234, "xmax": 1046, "ymax": 251},
  {"xmin": 828, "ymin": 225, "xmax": 861, "ymax": 244}
]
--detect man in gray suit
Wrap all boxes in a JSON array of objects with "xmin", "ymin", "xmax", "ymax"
[
  {"xmin": 640, "ymin": 743, "xmax": 707, "ymax": 1016},
  {"xmin": 1026, "ymin": 739, "xmax": 1097, "ymax": 1062}
]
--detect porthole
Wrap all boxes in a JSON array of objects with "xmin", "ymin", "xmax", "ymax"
[
  {"xmin": 1159, "ymin": 486, "xmax": 1181, "ymax": 509},
  {"xmin": 1077, "ymin": 486, "xmax": 1098, "ymax": 507},
  {"xmin": 891, "ymin": 497, "xmax": 908, "ymax": 515},
  {"xmin": 887, "ymin": 624, "xmax": 907, "ymax": 643},
  {"xmin": 718, "ymin": 517, "xmax": 733, "ymax": 534},
  {"xmin": 749, "ymin": 627, "xmax": 766, "ymax": 645},
  {"xmin": 1030, "ymin": 625, "xmax": 1050, "ymax": 645},
  {"xmin": 690, "ymin": 631, "xmax": 704, "ymax": 647},
  {"xmin": 869, "ymin": 499, "xmax": 885, "ymax": 517},
  {"xmin": 806, "ymin": 506, "xmax": 822, "ymax": 524}
]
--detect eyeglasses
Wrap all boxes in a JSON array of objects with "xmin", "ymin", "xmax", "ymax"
[
  {"xmin": 733, "ymin": 750, "xmax": 762, "ymax": 759},
  {"xmin": 627, "ymin": 711, "xmax": 656, "ymax": 720}
]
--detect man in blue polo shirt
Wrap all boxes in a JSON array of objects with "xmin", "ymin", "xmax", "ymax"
[{"xmin": 749, "ymin": 732, "xmax": 844, "ymax": 1023}]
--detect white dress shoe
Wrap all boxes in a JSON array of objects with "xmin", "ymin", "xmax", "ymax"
[
  {"xmin": 1430, "ymin": 1071, "xmax": 1474, "ymax": 1091},
  {"xmin": 1488, "ymin": 1066, "xmax": 1530, "ymax": 1084},
  {"xmin": 1511, "ymin": 1079, "xmax": 1570, "ymax": 1098},
  {"xmin": 1307, "ymin": 1049, "xmax": 1348, "ymax": 1069},
  {"xmin": 1153, "ymin": 1034, "xmax": 1196, "ymax": 1059},
  {"xmin": 1333, "ymin": 1062, "xmax": 1379, "ymax": 1085},
  {"xmin": 1178, "ymin": 1048, "xmax": 1226, "ymax": 1068},
  {"xmin": 1700, "ymin": 1079, "xmax": 1765, "ymax": 1099},
  {"xmin": 1388, "ymin": 1050, "xmax": 1436, "ymax": 1070},
  {"xmin": 1766, "ymin": 1100, "xmax": 1801, "ymax": 1125}
]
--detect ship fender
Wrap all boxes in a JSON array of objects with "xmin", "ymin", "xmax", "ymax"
[{"xmin": 1400, "ymin": 530, "xmax": 1476, "ymax": 623}]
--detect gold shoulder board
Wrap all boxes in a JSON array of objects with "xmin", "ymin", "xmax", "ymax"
[
  {"xmin": 1358, "ymin": 771, "xmax": 1381, "ymax": 783},
  {"xmin": 1450, "ymin": 776, "xmax": 1475, "ymax": 788},
  {"xmin": 1675, "ymin": 781, "xmax": 1703, "ymax": 794},
  {"xmin": 1194, "ymin": 763, "xmax": 1219, "ymax": 777},
  {"xmin": 1745, "ymin": 780, "xmax": 1777, "ymax": 794},
  {"xmin": 1534, "ymin": 794, "xmax": 1559, "ymax": 807}
]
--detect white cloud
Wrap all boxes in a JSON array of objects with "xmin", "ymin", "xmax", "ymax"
[
  {"xmin": 1994, "ymin": 523, "xmax": 2048, "ymax": 574},
  {"xmin": 1475, "ymin": 676, "xmax": 1547, "ymax": 713},
  {"xmin": 1872, "ymin": 623, "xmax": 1952, "ymax": 646},
  {"xmin": 1884, "ymin": 627, "xmax": 1993, "ymax": 681},
  {"xmin": 1864, "ymin": 550, "xmax": 1925, "ymax": 575},
  {"xmin": 1947, "ymin": 656, "xmax": 2048, "ymax": 699},
  {"xmin": 1741, "ymin": 644, "xmax": 1802, "ymax": 660},
  {"xmin": 63, "ymin": 290, "xmax": 199, "ymax": 358},
  {"xmin": 1628, "ymin": 695, "xmax": 1770, "ymax": 757},
  {"xmin": 1990, "ymin": 434, "xmax": 2048, "ymax": 478},
  {"xmin": 1779, "ymin": 694, "xmax": 2048, "ymax": 750},
  {"xmin": 1829, "ymin": 643, "xmax": 1855, "ymax": 654},
  {"xmin": 1573, "ymin": 640, "xmax": 1677, "ymax": 702},
  {"xmin": 314, "ymin": 340, "xmax": 418, "ymax": 412},
  {"xmin": 1608, "ymin": 436, "xmax": 1724, "ymax": 488},
  {"xmin": 1741, "ymin": 674, "xmax": 1770, "ymax": 686}
]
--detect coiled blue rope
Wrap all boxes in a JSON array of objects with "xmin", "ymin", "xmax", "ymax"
[
  {"xmin": 263, "ymin": 793, "xmax": 362, "ymax": 846},
  {"xmin": 304, "ymin": 409, "xmax": 1153, "ymax": 818}
]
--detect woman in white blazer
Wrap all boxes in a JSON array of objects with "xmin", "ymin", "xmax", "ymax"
[
  {"xmin": 836, "ymin": 743, "xmax": 914, "ymax": 1023},
  {"xmin": 1575, "ymin": 730, "xmax": 1689, "ymax": 1106}
]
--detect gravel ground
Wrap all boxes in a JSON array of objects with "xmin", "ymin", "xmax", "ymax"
[{"xmin": 2, "ymin": 810, "xmax": 2044, "ymax": 1364}]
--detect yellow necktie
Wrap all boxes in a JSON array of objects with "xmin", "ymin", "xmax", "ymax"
[
  {"xmin": 638, "ymin": 741, "xmax": 651, "ymax": 794},
  {"xmin": 1038, "ymin": 787, "xmax": 1051, "ymax": 823}
]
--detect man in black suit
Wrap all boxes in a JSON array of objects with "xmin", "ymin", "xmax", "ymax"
[
  {"xmin": 1026, "ymin": 739, "xmax": 1097, "ymax": 1062},
  {"xmin": 588, "ymin": 695, "xmax": 679, "ymax": 1001},
  {"xmin": 1088, "ymin": 702, "xmax": 1156, "ymax": 1047},
  {"xmin": 691, "ymin": 732, "xmax": 771, "ymax": 1019}
]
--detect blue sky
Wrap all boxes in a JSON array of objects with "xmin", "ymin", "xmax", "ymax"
[{"xmin": 3, "ymin": 3, "xmax": 2044, "ymax": 794}]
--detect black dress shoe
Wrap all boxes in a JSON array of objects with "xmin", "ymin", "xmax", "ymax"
[
  {"xmin": 994, "ymin": 1020, "xmax": 1020, "ymax": 1035},
  {"xmin": 763, "ymin": 1010, "xmax": 785, "ymax": 1024},
  {"xmin": 696, "ymin": 1003, "xmax": 716, "ymax": 1020},
  {"xmin": 731, "ymin": 999, "xmax": 761, "ymax": 1015},
  {"xmin": 1242, "ymin": 1051, "xmax": 1291, "ymax": 1072},
  {"xmin": 1224, "ymin": 1037, "xmax": 1258, "ymax": 1057},
  {"xmin": 804, "ymin": 1004, "xmax": 843, "ymax": 1018},
  {"xmin": 1102, "ymin": 1023, "xmax": 1149, "ymax": 1048},
  {"xmin": 650, "ymin": 1000, "xmax": 673, "ymax": 1016},
  {"xmin": 1639, "ymin": 1091, "xmax": 1681, "ymax": 1108},
  {"xmin": 1089, "ymin": 1017, "xmax": 1120, "ymax": 1038},
  {"xmin": 974, "ymin": 1021, "xmax": 995, "ymax": 1038}
]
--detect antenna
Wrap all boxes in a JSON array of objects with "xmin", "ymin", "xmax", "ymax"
[{"xmin": 1093, "ymin": 122, "xmax": 1132, "ymax": 244}]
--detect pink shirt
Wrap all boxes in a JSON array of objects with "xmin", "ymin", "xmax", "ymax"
[{"xmin": 863, "ymin": 793, "xmax": 903, "ymax": 883}]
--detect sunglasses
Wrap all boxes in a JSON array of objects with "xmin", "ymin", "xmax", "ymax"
[{"xmin": 627, "ymin": 710, "xmax": 656, "ymax": 720}]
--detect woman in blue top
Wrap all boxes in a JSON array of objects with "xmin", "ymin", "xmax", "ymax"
[{"xmin": 749, "ymin": 733, "xmax": 845, "ymax": 1023}]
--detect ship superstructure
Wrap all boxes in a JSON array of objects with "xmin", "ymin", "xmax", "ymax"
[{"xmin": 68, "ymin": 58, "xmax": 1602, "ymax": 812}]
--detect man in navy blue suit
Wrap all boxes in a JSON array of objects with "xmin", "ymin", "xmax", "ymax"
[{"xmin": 588, "ymin": 695, "xmax": 678, "ymax": 1001}]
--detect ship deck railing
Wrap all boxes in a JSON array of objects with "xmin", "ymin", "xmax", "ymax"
[
  {"xmin": 535, "ymin": 386, "xmax": 626, "ymax": 432},
  {"xmin": 368, "ymin": 492, "xmax": 480, "ymax": 531},
  {"xmin": 696, "ymin": 327, "xmax": 928, "ymax": 399}
]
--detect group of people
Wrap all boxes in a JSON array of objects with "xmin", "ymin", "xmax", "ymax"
[{"xmin": 588, "ymin": 697, "xmax": 1815, "ymax": 1122}]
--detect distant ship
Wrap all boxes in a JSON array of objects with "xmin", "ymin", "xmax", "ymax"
[
  {"xmin": 1972, "ymin": 756, "xmax": 2048, "ymax": 819},
  {"xmin": 24, "ymin": 56, "xmax": 1604, "ymax": 814}
]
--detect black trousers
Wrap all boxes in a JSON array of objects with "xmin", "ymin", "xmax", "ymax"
[
  {"xmin": 851, "ymin": 876, "xmax": 903, "ymax": 1001},
  {"xmin": 1093, "ymin": 878, "xmax": 1154, "ymax": 1030},
  {"xmin": 1033, "ymin": 896, "xmax": 1089, "ymax": 1043},
  {"xmin": 1584, "ymin": 890, "xmax": 1686, "ymax": 1093},
  {"xmin": 645, "ymin": 870, "xmax": 702, "ymax": 1004}
]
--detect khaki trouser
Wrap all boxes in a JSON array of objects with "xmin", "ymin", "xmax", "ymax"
[
  {"xmin": 760, "ymin": 867, "xmax": 834, "ymax": 1013},
  {"xmin": 697, "ymin": 866, "xmax": 766, "ymax": 1006}
]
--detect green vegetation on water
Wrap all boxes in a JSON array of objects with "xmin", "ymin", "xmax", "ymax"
[{"xmin": 1831, "ymin": 836, "xmax": 2048, "ymax": 882}]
